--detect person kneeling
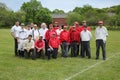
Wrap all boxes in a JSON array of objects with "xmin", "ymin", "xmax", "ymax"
[
  {"xmin": 34, "ymin": 35, "xmax": 45, "ymax": 59},
  {"xmin": 47, "ymin": 32, "xmax": 60, "ymax": 60},
  {"xmin": 24, "ymin": 35, "xmax": 36, "ymax": 60}
]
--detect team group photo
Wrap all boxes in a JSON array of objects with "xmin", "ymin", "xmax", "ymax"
[{"xmin": 0, "ymin": 0, "xmax": 120, "ymax": 80}]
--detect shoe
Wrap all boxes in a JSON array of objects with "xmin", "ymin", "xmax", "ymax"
[
  {"xmin": 96, "ymin": 58, "xmax": 99, "ymax": 60},
  {"xmin": 103, "ymin": 58, "xmax": 106, "ymax": 60}
]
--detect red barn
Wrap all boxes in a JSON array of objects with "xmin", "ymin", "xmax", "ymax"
[{"xmin": 51, "ymin": 14, "xmax": 67, "ymax": 26}]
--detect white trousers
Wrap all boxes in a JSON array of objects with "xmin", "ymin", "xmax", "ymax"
[{"xmin": 18, "ymin": 39, "xmax": 25, "ymax": 51}]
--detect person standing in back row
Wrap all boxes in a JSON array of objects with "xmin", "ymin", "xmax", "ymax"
[
  {"xmin": 80, "ymin": 26, "xmax": 92, "ymax": 59},
  {"xmin": 11, "ymin": 21, "xmax": 21, "ymax": 56},
  {"xmin": 95, "ymin": 21, "xmax": 108, "ymax": 60}
]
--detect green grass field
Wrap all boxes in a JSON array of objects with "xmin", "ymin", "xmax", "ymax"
[{"xmin": 0, "ymin": 29, "xmax": 120, "ymax": 80}]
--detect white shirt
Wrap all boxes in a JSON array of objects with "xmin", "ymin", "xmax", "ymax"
[
  {"xmin": 24, "ymin": 39, "xmax": 34, "ymax": 49},
  {"xmin": 11, "ymin": 25, "xmax": 21, "ymax": 37},
  {"xmin": 17, "ymin": 28, "xmax": 28, "ymax": 39},
  {"xmin": 32, "ymin": 29, "xmax": 40, "ymax": 40},
  {"xmin": 95, "ymin": 26, "xmax": 108, "ymax": 41},
  {"xmin": 80, "ymin": 30, "xmax": 92, "ymax": 41},
  {"xmin": 39, "ymin": 28, "xmax": 48, "ymax": 39},
  {"xmin": 26, "ymin": 29, "xmax": 32, "ymax": 37},
  {"xmin": 56, "ymin": 29, "xmax": 63, "ymax": 38}
]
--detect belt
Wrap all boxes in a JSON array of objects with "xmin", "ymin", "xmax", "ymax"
[{"xmin": 19, "ymin": 38, "xmax": 26, "ymax": 40}]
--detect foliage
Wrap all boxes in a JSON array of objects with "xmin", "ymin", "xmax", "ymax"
[
  {"xmin": 66, "ymin": 12, "xmax": 83, "ymax": 26},
  {"xmin": 52, "ymin": 9, "xmax": 65, "ymax": 14},
  {"xmin": 21, "ymin": 0, "xmax": 43, "ymax": 22},
  {"xmin": 35, "ymin": 9, "xmax": 52, "ymax": 26}
]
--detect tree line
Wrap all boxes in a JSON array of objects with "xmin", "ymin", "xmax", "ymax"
[{"xmin": 0, "ymin": 0, "xmax": 120, "ymax": 29}]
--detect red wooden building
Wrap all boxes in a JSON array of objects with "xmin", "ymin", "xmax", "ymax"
[{"xmin": 51, "ymin": 14, "xmax": 67, "ymax": 26}]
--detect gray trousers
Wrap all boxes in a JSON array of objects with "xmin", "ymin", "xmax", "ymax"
[
  {"xmin": 96, "ymin": 39, "xmax": 106, "ymax": 59},
  {"xmin": 71, "ymin": 42, "xmax": 78, "ymax": 57},
  {"xmin": 61, "ymin": 41, "xmax": 68, "ymax": 57}
]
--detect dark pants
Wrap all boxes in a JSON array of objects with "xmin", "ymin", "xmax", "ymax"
[
  {"xmin": 35, "ymin": 48, "xmax": 45, "ymax": 59},
  {"xmin": 18, "ymin": 50, "xmax": 24, "ymax": 57},
  {"xmin": 61, "ymin": 41, "xmax": 68, "ymax": 57},
  {"xmin": 24, "ymin": 49, "xmax": 36, "ymax": 60},
  {"xmin": 80, "ymin": 40, "xmax": 82, "ymax": 57},
  {"xmin": 14, "ymin": 38, "xmax": 18, "ymax": 56},
  {"xmin": 44, "ymin": 39, "xmax": 49, "ymax": 56},
  {"xmin": 71, "ymin": 42, "xmax": 78, "ymax": 57},
  {"xmin": 96, "ymin": 40, "xmax": 106, "ymax": 59},
  {"xmin": 47, "ymin": 48, "xmax": 58, "ymax": 59},
  {"xmin": 81, "ymin": 41, "xmax": 91, "ymax": 58},
  {"xmin": 77, "ymin": 44, "xmax": 80, "ymax": 56}
]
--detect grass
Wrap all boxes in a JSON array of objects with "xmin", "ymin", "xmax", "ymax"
[{"xmin": 0, "ymin": 29, "xmax": 120, "ymax": 80}]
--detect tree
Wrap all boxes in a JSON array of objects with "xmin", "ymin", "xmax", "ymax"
[
  {"xmin": 66, "ymin": 12, "xmax": 83, "ymax": 26},
  {"xmin": 52, "ymin": 9, "xmax": 65, "ymax": 14},
  {"xmin": 35, "ymin": 9, "xmax": 52, "ymax": 26},
  {"xmin": 21, "ymin": 0, "xmax": 43, "ymax": 22}
]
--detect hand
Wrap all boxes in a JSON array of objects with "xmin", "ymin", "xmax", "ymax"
[
  {"xmin": 50, "ymin": 47, "xmax": 53, "ymax": 50},
  {"xmin": 58, "ymin": 49, "xmax": 60, "ymax": 52},
  {"xmin": 27, "ymin": 49, "xmax": 30, "ymax": 52},
  {"xmin": 17, "ymin": 39, "xmax": 20, "ymax": 44}
]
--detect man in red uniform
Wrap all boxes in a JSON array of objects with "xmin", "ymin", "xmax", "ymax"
[
  {"xmin": 70, "ymin": 26, "xmax": 80, "ymax": 57},
  {"xmin": 53, "ymin": 21, "xmax": 59, "ymax": 30},
  {"xmin": 34, "ymin": 35, "xmax": 45, "ymax": 59},
  {"xmin": 69, "ymin": 21, "xmax": 81, "ymax": 32},
  {"xmin": 60, "ymin": 26, "xmax": 70, "ymax": 57},
  {"xmin": 69, "ymin": 21, "xmax": 81, "ymax": 56},
  {"xmin": 45, "ymin": 24, "xmax": 57, "ymax": 56},
  {"xmin": 47, "ymin": 32, "xmax": 60, "ymax": 60}
]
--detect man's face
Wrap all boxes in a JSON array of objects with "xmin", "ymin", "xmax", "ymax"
[
  {"xmin": 39, "ymin": 36, "xmax": 43, "ymax": 40},
  {"xmin": 28, "ymin": 36, "xmax": 32, "ymax": 40},
  {"xmin": 52, "ymin": 34, "xmax": 56, "ymax": 38},
  {"xmin": 99, "ymin": 23, "xmax": 103, "ymax": 26},
  {"xmin": 21, "ymin": 25, "xmax": 24, "ymax": 28},
  {"xmin": 27, "ymin": 26, "xmax": 31, "ymax": 30},
  {"xmin": 16, "ymin": 22, "xmax": 19, "ymax": 26},
  {"xmin": 49, "ymin": 24, "xmax": 53, "ymax": 29},
  {"xmin": 42, "ymin": 25, "xmax": 46, "ymax": 29},
  {"xmin": 82, "ymin": 22, "xmax": 86, "ymax": 26}
]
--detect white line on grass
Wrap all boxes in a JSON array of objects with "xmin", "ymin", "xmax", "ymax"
[{"xmin": 65, "ymin": 53, "xmax": 120, "ymax": 80}]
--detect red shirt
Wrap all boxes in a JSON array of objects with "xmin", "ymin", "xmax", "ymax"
[
  {"xmin": 45, "ymin": 29, "xmax": 57, "ymax": 41},
  {"xmin": 70, "ymin": 30, "xmax": 80, "ymax": 43},
  {"xmin": 54, "ymin": 27, "xmax": 59, "ymax": 30},
  {"xmin": 34, "ymin": 39, "xmax": 45, "ymax": 49},
  {"xmin": 81, "ymin": 26, "xmax": 91, "ymax": 31},
  {"xmin": 69, "ymin": 26, "xmax": 82, "ymax": 33},
  {"xmin": 49, "ymin": 37, "xmax": 60, "ymax": 48},
  {"xmin": 60, "ymin": 30, "xmax": 70, "ymax": 44}
]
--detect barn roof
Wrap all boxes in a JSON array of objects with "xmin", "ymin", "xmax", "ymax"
[{"xmin": 51, "ymin": 14, "xmax": 67, "ymax": 18}]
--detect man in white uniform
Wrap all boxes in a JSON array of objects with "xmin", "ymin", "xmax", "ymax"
[
  {"xmin": 11, "ymin": 21, "xmax": 21, "ymax": 56},
  {"xmin": 95, "ymin": 21, "xmax": 108, "ymax": 60},
  {"xmin": 80, "ymin": 26, "xmax": 92, "ymax": 59},
  {"xmin": 26, "ymin": 25, "xmax": 32, "ymax": 37},
  {"xmin": 32, "ymin": 24, "xmax": 40, "ymax": 41},
  {"xmin": 17, "ymin": 23, "xmax": 28, "ymax": 57}
]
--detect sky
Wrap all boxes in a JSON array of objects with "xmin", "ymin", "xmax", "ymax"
[{"xmin": 0, "ymin": 0, "xmax": 120, "ymax": 12}]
